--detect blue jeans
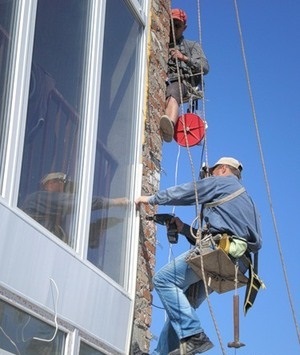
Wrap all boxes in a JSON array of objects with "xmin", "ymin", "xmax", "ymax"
[{"xmin": 151, "ymin": 250, "xmax": 212, "ymax": 355}]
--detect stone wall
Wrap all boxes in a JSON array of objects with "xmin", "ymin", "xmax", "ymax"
[{"xmin": 131, "ymin": 0, "xmax": 171, "ymax": 353}]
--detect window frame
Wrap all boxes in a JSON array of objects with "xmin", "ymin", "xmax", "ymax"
[
  {"xmin": 1, "ymin": 0, "xmax": 37, "ymax": 204},
  {"xmin": 0, "ymin": 0, "xmax": 148, "ymax": 352}
]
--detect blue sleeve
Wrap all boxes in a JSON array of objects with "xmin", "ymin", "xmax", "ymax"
[
  {"xmin": 148, "ymin": 178, "xmax": 217, "ymax": 206},
  {"xmin": 149, "ymin": 181, "xmax": 196, "ymax": 206}
]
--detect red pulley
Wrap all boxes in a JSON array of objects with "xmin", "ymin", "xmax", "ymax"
[{"xmin": 174, "ymin": 113, "xmax": 206, "ymax": 147}]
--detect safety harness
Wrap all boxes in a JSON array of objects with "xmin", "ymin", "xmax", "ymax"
[
  {"xmin": 168, "ymin": 39, "xmax": 205, "ymax": 102},
  {"xmin": 186, "ymin": 187, "xmax": 265, "ymax": 314}
]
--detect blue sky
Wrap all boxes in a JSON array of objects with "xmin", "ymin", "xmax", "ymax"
[{"xmin": 149, "ymin": 1, "xmax": 300, "ymax": 354}]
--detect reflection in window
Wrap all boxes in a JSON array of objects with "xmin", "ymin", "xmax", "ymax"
[
  {"xmin": 18, "ymin": 0, "xmax": 90, "ymax": 246},
  {"xmin": 0, "ymin": 1, "xmax": 17, "ymax": 189},
  {"xmin": 88, "ymin": 0, "xmax": 142, "ymax": 285},
  {"xmin": 0, "ymin": 299, "xmax": 65, "ymax": 354},
  {"xmin": 79, "ymin": 341, "xmax": 105, "ymax": 355}
]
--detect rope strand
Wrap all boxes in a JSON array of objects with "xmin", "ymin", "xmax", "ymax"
[
  {"xmin": 233, "ymin": 0, "xmax": 300, "ymax": 344},
  {"xmin": 171, "ymin": 2, "xmax": 227, "ymax": 353}
]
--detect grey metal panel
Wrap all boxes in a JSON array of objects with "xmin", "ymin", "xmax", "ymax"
[{"xmin": 0, "ymin": 202, "xmax": 132, "ymax": 353}]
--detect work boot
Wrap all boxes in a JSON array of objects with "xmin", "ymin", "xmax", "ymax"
[
  {"xmin": 169, "ymin": 332, "xmax": 214, "ymax": 355},
  {"xmin": 160, "ymin": 115, "xmax": 174, "ymax": 142}
]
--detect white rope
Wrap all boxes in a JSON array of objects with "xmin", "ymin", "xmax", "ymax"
[
  {"xmin": 33, "ymin": 278, "xmax": 59, "ymax": 342},
  {"xmin": 168, "ymin": 145, "xmax": 181, "ymax": 264},
  {"xmin": 192, "ymin": 2, "xmax": 227, "ymax": 354},
  {"xmin": 196, "ymin": 0, "xmax": 209, "ymax": 170}
]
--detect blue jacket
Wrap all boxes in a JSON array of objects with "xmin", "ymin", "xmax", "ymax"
[{"xmin": 148, "ymin": 175, "xmax": 262, "ymax": 253}]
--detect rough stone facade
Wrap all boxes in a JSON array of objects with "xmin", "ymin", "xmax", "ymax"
[{"xmin": 131, "ymin": 1, "xmax": 171, "ymax": 353}]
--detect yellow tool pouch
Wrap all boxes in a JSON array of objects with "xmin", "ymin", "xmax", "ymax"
[
  {"xmin": 217, "ymin": 235, "xmax": 248, "ymax": 259},
  {"xmin": 218, "ymin": 235, "xmax": 231, "ymax": 253}
]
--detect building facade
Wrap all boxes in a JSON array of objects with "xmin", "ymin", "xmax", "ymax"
[{"xmin": 0, "ymin": 0, "xmax": 169, "ymax": 354}]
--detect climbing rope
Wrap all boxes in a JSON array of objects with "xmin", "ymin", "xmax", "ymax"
[
  {"xmin": 168, "ymin": 2, "xmax": 227, "ymax": 354},
  {"xmin": 169, "ymin": 10, "xmax": 197, "ymax": 176},
  {"xmin": 196, "ymin": 0, "xmax": 209, "ymax": 170},
  {"xmin": 194, "ymin": 4, "xmax": 228, "ymax": 352},
  {"xmin": 189, "ymin": 220, "xmax": 227, "ymax": 355},
  {"xmin": 233, "ymin": 0, "xmax": 300, "ymax": 344}
]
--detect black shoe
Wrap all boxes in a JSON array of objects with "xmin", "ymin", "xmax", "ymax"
[{"xmin": 169, "ymin": 332, "xmax": 214, "ymax": 355}]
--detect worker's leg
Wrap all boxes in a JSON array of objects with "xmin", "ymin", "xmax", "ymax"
[
  {"xmin": 152, "ymin": 318, "xmax": 179, "ymax": 355},
  {"xmin": 160, "ymin": 82, "xmax": 187, "ymax": 142},
  {"xmin": 153, "ymin": 251, "xmax": 204, "ymax": 342},
  {"xmin": 165, "ymin": 96, "xmax": 179, "ymax": 125}
]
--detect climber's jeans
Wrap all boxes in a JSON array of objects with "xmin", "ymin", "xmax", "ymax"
[{"xmin": 152, "ymin": 250, "xmax": 209, "ymax": 355}]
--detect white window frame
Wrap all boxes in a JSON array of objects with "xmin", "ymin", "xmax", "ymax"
[{"xmin": 0, "ymin": 0, "xmax": 149, "ymax": 353}]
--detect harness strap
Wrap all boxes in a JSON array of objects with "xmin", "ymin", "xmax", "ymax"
[
  {"xmin": 243, "ymin": 252, "xmax": 266, "ymax": 314},
  {"xmin": 204, "ymin": 187, "xmax": 245, "ymax": 208}
]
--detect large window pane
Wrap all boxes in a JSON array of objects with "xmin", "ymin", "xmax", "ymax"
[
  {"xmin": 87, "ymin": 0, "xmax": 141, "ymax": 285},
  {"xmin": 0, "ymin": 0, "xmax": 17, "ymax": 189},
  {"xmin": 0, "ymin": 299, "xmax": 65, "ymax": 354},
  {"xmin": 79, "ymin": 341, "xmax": 105, "ymax": 355},
  {"xmin": 18, "ymin": 0, "xmax": 90, "ymax": 247}
]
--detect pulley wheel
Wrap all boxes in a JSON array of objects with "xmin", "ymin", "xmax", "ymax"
[{"xmin": 174, "ymin": 113, "xmax": 206, "ymax": 147}]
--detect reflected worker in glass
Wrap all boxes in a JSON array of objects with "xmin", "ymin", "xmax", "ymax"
[{"xmin": 21, "ymin": 172, "xmax": 128, "ymax": 244}]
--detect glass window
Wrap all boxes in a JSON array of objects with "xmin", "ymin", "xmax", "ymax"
[
  {"xmin": 17, "ymin": 0, "xmax": 90, "ymax": 247},
  {"xmin": 0, "ymin": 0, "xmax": 17, "ymax": 189},
  {"xmin": 0, "ymin": 299, "xmax": 65, "ymax": 354},
  {"xmin": 79, "ymin": 341, "xmax": 105, "ymax": 355},
  {"xmin": 87, "ymin": 0, "xmax": 142, "ymax": 285}
]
